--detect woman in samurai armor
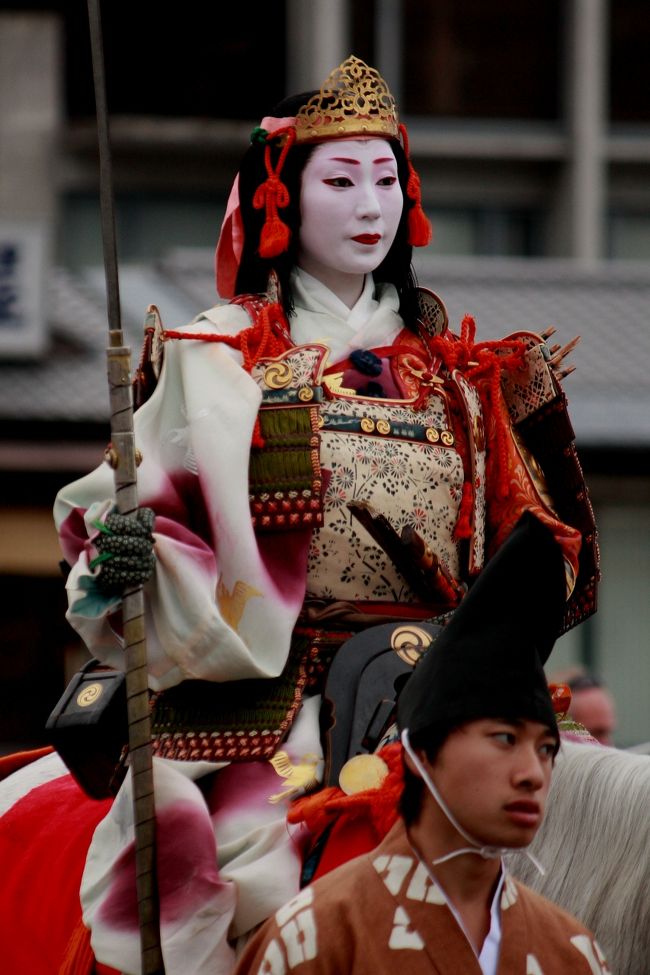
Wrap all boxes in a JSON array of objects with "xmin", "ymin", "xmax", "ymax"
[{"xmin": 2, "ymin": 57, "xmax": 597, "ymax": 975}]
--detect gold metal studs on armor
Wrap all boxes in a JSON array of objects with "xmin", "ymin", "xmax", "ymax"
[
  {"xmin": 298, "ymin": 386, "xmax": 314, "ymax": 402},
  {"xmin": 264, "ymin": 361, "xmax": 294, "ymax": 389},
  {"xmin": 360, "ymin": 417, "xmax": 375, "ymax": 433},
  {"xmin": 376, "ymin": 419, "xmax": 391, "ymax": 435},
  {"xmin": 440, "ymin": 430, "xmax": 455, "ymax": 446},
  {"xmin": 425, "ymin": 427, "xmax": 440, "ymax": 443}
]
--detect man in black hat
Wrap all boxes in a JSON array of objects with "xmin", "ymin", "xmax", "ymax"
[{"xmin": 233, "ymin": 514, "xmax": 609, "ymax": 974}]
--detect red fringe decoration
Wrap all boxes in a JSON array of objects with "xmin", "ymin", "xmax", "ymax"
[
  {"xmin": 399, "ymin": 124, "xmax": 432, "ymax": 247},
  {"xmin": 58, "ymin": 919, "xmax": 95, "ymax": 975},
  {"xmin": 253, "ymin": 129, "xmax": 296, "ymax": 258},
  {"xmin": 426, "ymin": 314, "xmax": 527, "ymax": 501}
]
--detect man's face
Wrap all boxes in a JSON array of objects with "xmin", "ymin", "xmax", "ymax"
[
  {"xmin": 570, "ymin": 688, "xmax": 616, "ymax": 746},
  {"xmin": 297, "ymin": 138, "xmax": 403, "ymax": 288},
  {"xmin": 421, "ymin": 719, "xmax": 557, "ymax": 849}
]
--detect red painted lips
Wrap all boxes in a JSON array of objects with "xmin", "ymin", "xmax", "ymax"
[{"xmin": 352, "ymin": 234, "xmax": 381, "ymax": 245}]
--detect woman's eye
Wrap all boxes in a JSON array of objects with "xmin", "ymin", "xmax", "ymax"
[
  {"xmin": 539, "ymin": 743, "xmax": 556, "ymax": 758},
  {"xmin": 323, "ymin": 177, "xmax": 353, "ymax": 187},
  {"xmin": 377, "ymin": 175, "xmax": 398, "ymax": 186}
]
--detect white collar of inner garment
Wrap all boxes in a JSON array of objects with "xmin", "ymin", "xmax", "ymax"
[{"xmin": 408, "ymin": 834, "xmax": 505, "ymax": 975}]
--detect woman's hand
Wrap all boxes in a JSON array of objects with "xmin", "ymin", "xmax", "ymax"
[{"xmin": 91, "ymin": 507, "xmax": 156, "ymax": 593}]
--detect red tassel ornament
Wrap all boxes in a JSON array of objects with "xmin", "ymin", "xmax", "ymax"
[
  {"xmin": 253, "ymin": 129, "xmax": 295, "ymax": 259},
  {"xmin": 399, "ymin": 123, "xmax": 432, "ymax": 247}
]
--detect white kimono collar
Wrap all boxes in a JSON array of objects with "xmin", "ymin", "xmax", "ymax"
[{"xmin": 289, "ymin": 267, "xmax": 403, "ymax": 363}]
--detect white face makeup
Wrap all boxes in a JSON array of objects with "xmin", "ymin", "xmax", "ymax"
[{"xmin": 297, "ymin": 139, "xmax": 403, "ymax": 304}]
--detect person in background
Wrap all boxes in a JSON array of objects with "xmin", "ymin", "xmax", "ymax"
[{"xmin": 556, "ymin": 670, "xmax": 617, "ymax": 746}]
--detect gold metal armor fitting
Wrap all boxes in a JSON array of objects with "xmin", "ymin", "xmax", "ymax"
[{"xmin": 295, "ymin": 55, "xmax": 399, "ymax": 143}]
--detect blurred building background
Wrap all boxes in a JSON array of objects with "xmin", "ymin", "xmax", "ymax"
[{"xmin": 0, "ymin": 0, "xmax": 648, "ymax": 750}]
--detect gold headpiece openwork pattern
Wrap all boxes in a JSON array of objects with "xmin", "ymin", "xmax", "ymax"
[{"xmin": 295, "ymin": 55, "xmax": 399, "ymax": 143}]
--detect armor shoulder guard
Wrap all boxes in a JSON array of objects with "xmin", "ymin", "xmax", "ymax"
[
  {"xmin": 414, "ymin": 287, "xmax": 449, "ymax": 338},
  {"xmin": 499, "ymin": 330, "xmax": 599, "ymax": 632},
  {"xmin": 132, "ymin": 275, "xmax": 286, "ymax": 410}
]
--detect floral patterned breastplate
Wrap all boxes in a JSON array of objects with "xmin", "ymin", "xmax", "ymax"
[{"xmin": 250, "ymin": 332, "xmax": 484, "ymax": 608}]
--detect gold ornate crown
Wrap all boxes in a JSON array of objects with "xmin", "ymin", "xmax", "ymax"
[{"xmin": 295, "ymin": 55, "xmax": 399, "ymax": 143}]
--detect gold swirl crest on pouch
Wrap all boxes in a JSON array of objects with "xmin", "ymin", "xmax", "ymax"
[
  {"xmin": 77, "ymin": 682, "xmax": 103, "ymax": 707},
  {"xmin": 391, "ymin": 624, "xmax": 434, "ymax": 665},
  {"xmin": 264, "ymin": 361, "xmax": 294, "ymax": 389}
]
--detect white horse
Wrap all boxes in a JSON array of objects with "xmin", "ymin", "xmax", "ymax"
[{"xmin": 508, "ymin": 739, "xmax": 650, "ymax": 975}]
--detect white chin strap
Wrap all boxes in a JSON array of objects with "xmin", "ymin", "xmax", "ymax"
[{"xmin": 401, "ymin": 728, "xmax": 545, "ymax": 875}]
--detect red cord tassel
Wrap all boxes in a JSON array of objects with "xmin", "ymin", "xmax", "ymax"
[
  {"xmin": 253, "ymin": 129, "xmax": 295, "ymax": 258},
  {"xmin": 399, "ymin": 123, "xmax": 432, "ymax": 247}
]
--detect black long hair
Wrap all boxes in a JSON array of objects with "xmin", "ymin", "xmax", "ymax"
[{"xmin": 234, "ymin": 93, "xmax": 419, "ymax": 324}]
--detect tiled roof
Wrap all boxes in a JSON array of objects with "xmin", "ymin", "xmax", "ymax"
[{"xmin": 1, "ymin": 251, "xmax": 648, "ymax": 447}]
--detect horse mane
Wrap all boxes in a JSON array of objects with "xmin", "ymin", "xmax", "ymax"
[{"xmin": 508, "ymin": 739, "xmax": 650, "ymax": 973}]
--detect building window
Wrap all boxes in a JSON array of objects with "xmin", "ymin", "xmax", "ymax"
[
  {"xmin": 610, "ymin": 0, "xmax": 650, "ymax": 123},
  {"xmin": 61, "ymin": 2, "xmax": 287, "ymax": 120},
  {"xmin": 426, "ymin": 206, "xmax": 543, "ymax": 257},
  {"xmin": 401, "ymin": 0, "xmax": 562, "ymax": 120},
  {"xmin": 608, "ymin": 211, "xmax": 650, "ymax": 259}
]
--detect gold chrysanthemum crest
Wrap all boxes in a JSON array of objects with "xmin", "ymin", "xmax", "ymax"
[{"xmin": 295, "ymin": 55, "xmax": 399, "ymax": 143}]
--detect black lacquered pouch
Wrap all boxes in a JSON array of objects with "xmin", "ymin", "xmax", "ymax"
[{"xmin": 45, "ymin": 658, "xmax": 128, "ymax": 799}]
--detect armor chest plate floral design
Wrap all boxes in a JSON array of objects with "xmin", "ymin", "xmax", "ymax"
[
  {"xmin": 252, "ymin": 343, "xmax": 467, "ymax": 606},
  {"xmin": 312, "ymin": 393, "xmax": 464, "ymax": 602}
]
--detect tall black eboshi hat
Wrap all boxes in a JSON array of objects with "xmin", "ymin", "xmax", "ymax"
[{"xmin": 397, "ymin": 512, "xmax": 566, "ymax": 740}]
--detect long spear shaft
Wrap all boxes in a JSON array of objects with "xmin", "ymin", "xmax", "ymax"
[{"xmin": 86, "ymin": 2, "xmax": 164, "ymax": 971}]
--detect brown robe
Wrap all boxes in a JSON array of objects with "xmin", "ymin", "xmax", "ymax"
[{"xmin": 234, "ymin": 820, "xmax": 611, "ymax": 975}]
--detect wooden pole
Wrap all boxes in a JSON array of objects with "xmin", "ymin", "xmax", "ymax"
[{"xmin": 86, "ymin": 2, "xmax": 164, "ymax": 971}]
